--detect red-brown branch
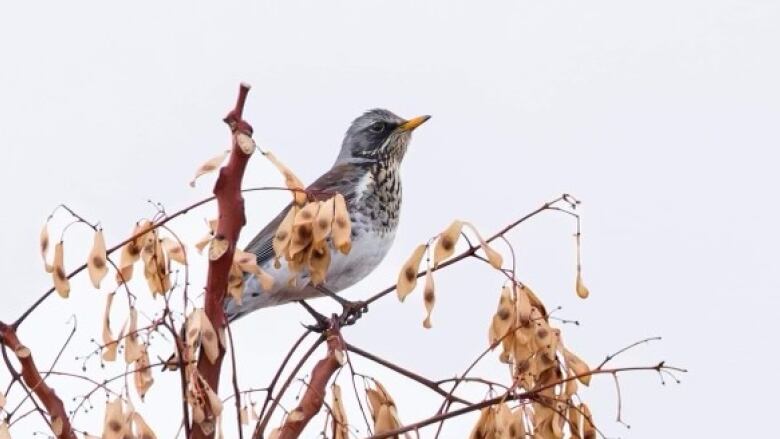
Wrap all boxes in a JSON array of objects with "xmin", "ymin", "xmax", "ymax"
[
  {"xmin": 274, "ymin": 321, "xmax": 344, "ymax": 439},
  {"xmin": 0, "ymin": 321, "xmax": 77, "ymax": 439},
  {"xmin": 191, "ymin": 83, "xmax": 254, "ymax": 439}
]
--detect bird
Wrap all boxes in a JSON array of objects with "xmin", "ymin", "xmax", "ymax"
[{"xmin": 224, "ymin": 109, "xmax": 430, "ymax": 322}]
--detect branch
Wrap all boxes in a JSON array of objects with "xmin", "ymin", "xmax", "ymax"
[
  {"xmin": 0, "ymin": 321, "xmax": 77, "ymax": 439},
  {"xmin": 366, "ymin": 363, "xmax": 684, "ymax": 439},
  {"xmin": 275, "ymin": 320, "xmax": 344, "ymax": 439},
  {"xmin": 345, "ymin": 343, "xmax": 472, "ymax": 406},
  {"xmin": 192, "ymin": 83, "xmax": 255, "ymax": 439}
]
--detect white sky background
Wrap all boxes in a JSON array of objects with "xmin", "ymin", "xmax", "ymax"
[{"xmin": 1, "ymin": 0, "xmax": 778, "ymax": 437}]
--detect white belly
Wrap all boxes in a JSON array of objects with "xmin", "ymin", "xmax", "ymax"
[{"xmin": 229, "ymin": 227, "xmax": 396, "ymax": 316}]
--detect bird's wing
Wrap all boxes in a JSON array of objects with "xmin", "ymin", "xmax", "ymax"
[{"xmin": 244, "ymin": 163, "xmax": 367, "ymax": 265}]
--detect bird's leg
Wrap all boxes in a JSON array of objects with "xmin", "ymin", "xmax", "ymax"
[
  {"xmin": 316, "ymin": 286, "xmax": 369, "ymax": 326},
  {"xmin": 297, "ymin": 300, "xmax": 330, "ymax": 332}
]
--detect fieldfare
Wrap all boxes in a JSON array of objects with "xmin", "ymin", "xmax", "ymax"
[{"xmin": 224, "ymin": 109, "xmax": 430, "ymax": 322}]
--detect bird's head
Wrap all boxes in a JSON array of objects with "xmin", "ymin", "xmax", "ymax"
[{"xmin": 336, "ymin": 109, "xmax": 430, "ymax": 166}]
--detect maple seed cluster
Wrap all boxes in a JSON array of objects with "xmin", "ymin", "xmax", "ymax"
[
  {"xmin": 482, "ymin": 282, "xmax": 596, "ymax": 439},
  {"xmin": 394, "ymin": 218, "xmax": 595, "ymax": 438},
  {"xmin": 261, "ymin": 149, "xmax": 352, "ymax": 287}
]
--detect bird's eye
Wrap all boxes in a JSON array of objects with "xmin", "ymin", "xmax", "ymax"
[{"xmin": 369, "ymin": 122, "xmax": 385, "ymax": 133}]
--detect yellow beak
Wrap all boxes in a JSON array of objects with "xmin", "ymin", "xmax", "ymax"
[{"xmin": 398, "ymin": 115, "xmax": 431, "ymax": 132}]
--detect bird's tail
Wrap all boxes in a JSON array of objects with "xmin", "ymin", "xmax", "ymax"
[{"xmin": 223, "ymin": 273, "xmax": 283, "ymax": 322}]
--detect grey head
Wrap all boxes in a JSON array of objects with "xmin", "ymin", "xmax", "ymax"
[{"xmin": 335, "ymin": 109, "xmax": 431, "ymax": 166}]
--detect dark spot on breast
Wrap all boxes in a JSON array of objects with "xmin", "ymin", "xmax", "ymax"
[{"xmin": 251, "ymin": 292, "xmax": 260, "ymax": 297}]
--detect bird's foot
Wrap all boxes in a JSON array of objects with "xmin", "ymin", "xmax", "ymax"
[
  {"xmin": 338, "ymin": 299, "xmax": 368, "ymax": 327},
  {"xmin": 314, "ymin": 285, "xmax": 369, "ymax": 325}
]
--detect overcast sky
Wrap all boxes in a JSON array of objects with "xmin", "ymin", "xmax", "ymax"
[{"xmin": 1, "ymin": 1, "xmax": 778, "ymax": 438}]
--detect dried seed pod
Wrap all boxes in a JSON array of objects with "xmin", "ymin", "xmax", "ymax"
[
  {"xmin": 515, "ymin": 284, "xmax": 532, "ymax": 324},
  {"xmin": 422, "ymin": 267, "xmax": 436, "ymax": 329},
  {"xmin": 132, "ymin": 412, "xmax": 157, "ymax": 439},
  {"xmin": 374, "ymin": 405, "xmax": 399, "ymax": 434},
  {"xmin": 162, "ymin": 237, "xmax": 187, "ymax": 265},
  {"xmin": 433, "ymin": 220, "xmax": 463, "ymax": 266},
  {"xmin": 581, "ymin": 403, "xmax": 596, "ymax": 439},
  {"xmin": 124, "ymin": 308, "xmax": 142, "ymax": 364},
  {"xmin": 490, "ymin": 285, "xmax": 515, "ymax": 345},
  {"xmin": 102, "ymin": 293, "xmax": 118, "ymax": 362},
  {"xmin": 0, "ymin": 422, "xmax": 9, "ymax": 439},
  {"xmin": 289, "ymin": 224, "xmax": 313, "ymax": 260},
  {"xmin": 331, "ymin": 384, "xmax": 348, "ymax": 439},
  {"xmin": 463, "ymin": 222, "xmax": 503, "ymax": 269},
  {"xmin": 189, "ymin": 150, "xmax": 230, "ymax": 187},
  {"xmin": 569, "ymin": 404, "xmax": 583, "ymax": 439},
  {"xmin": 313, "ymin": 197, "xmax": 334, "ymax": 244},
  {"xmin": 496, "ymin": 403, "xmax": 523, "ymax": 438},
  {"xmin": 227, "ymin": 263, "xmax": 245, "ymax": 305},
  {"xmin": 551, "ymin": 400, "xmax": 568, "ymax": 438},
  {"xmin": 511, "ymin": 407, "xmax": 528, "ymax": 438},
  {"xmin": 366, "ymin": 381, "xmax": 400, "ymax": 434},
  {"xmin": 563, "ymin": 348, "xmax": 591, "ymax": 386},
  {"xmin": 134, "ymin": 347, "xmax": 154, "ymax": 400},
  {"xmin": 195, "ymin": 219, "xmax": 219, "ymax": 254},
  {"xmin": 576, "ymin": 271, "xmax": 590, "ymax": 299},
  {"xmin": 143, "ymin": 236, "xmax": 170, "ymax": 296},
  {"xmin": 308, "ymin": 242, "xmax": 331, "ymax": 286},
  {"xmin": 294, "ymin": 201, "xmax": 320, "ymax": 226},
  {"xmin": 208, "ymin": 236, "xmax": 230, "ymax": 261},
  {"xmin": 52, "ymin": 241, "xmax": 70, "ymax": 298},
  {"xmin": 0, "ymin": 390, "xmax": 6, "ymax": 409},
  {"xmin": 102, "ymin": 398, "xmax": 129, "ymax": 439},
  {"xmin": 40, "ymin": 222, "xmax": 52, "ymax": 273},
  {"xmin": 396, "ymin": 244, "xmax": 427, "ymax": 302},
  {"xmin": 468, "ymin": 407, "xmax": 495, "ymax": 439},
  {"xmin": 240, "ymin": 406, "xmax": 249, "ymax": 426},
  {"xmin": 562, "ymin": 380, "xmax": 577, "ymax": 405},
  {"xmin": 199, "ymin": 310, "xmax": 221, "ymax": 364},
  {"xmin": 205, "ymin": 383, "xmax": 223, "ymax": 418},
  {"xmin": 273, "ymin": 206, "xmax": 298, "ymax": 261},
  {"xmin": 522, "ymin": 283, "xmax": 548, "ymax": 320},
  {"xmin": 332, "ymin": 194, "xmax": 352, "ymax": 254},
  {"xmin": 116, "ymin": 222, "xmax": 148, "ymax": 284},
  {"xmin": 87, "ymin": 229, "xmax": 108, "ymax": 288},
  {"xmin": 263, "ymin": 151, "xmax": 307, "ymax": 206}
]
